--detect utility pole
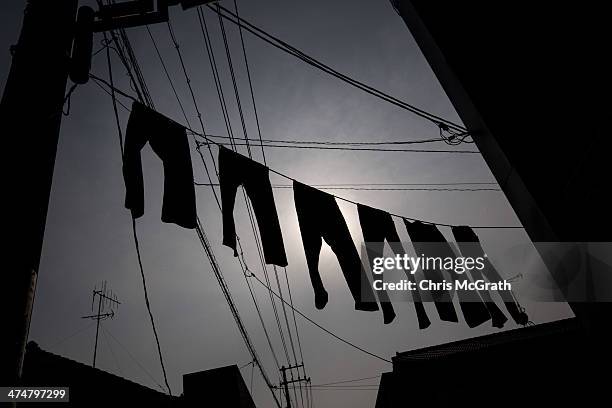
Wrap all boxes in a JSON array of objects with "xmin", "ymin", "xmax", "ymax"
[
  {"xmin": 1, "ymin": 0, "xmax": 78, "ymax": 385},
  {"xmin": 279, "ymin": 364, "xmax": 309, "ymax": 408},
  {"xmin": 81, "ymin": 281, "xmax": 120, "ymax": 368},
  {"xmin": 1, "ymin": 0, "xmax": 216, "ymax": 386}
]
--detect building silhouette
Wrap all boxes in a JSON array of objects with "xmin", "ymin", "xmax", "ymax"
[{"xmin": 21, "ymin": 341, "xmax": 256, "ymax": 407}]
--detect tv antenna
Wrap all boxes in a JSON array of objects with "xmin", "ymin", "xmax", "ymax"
[{"xmin": 81, "ymin": 281, "xmax": 120, "ymax": 368}]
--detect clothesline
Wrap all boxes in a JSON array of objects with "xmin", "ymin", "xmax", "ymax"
[
  {"xmin": 89, "ymin": 73, "xmax": 523, "ymax": 230},
  {"xmin": 195, "ymin": 140, "xmax": 480, "ymax": 153}
]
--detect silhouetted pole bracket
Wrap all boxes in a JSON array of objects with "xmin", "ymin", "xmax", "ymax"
[
  {"xmin": 92, "ymin": 0, "xmax": 219, "ymax": 32},
  {"xmin": 279, "ymin": 364, "xmax": 307, "ymax": 408}
]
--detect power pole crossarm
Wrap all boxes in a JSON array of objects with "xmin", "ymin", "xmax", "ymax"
[{"xmin": 279, "ymin": 364, "xmax": 308, "ymax": 408}]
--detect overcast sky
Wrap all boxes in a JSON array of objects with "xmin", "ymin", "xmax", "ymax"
[{"xmin": 1, "ymin": 1, "xmax": 572, "ymax": 407}]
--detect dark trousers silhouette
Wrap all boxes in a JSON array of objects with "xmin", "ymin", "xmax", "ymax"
[
  {"xmin": 452, "ymin": 225, "xmax": 529, "ymax": 326},
  {"xmin": 358, "ymin": 204, "xmax": 430, "ymax": 327},
  {"xmin": 404, "ymin": 220, "xmax": 492, "ymax": 327},
  {"xmin": 219, "ymin": 146, "xmax": 287, "ymax": 267},
  {"xmin": 294, "ymin": 181, "xmax": 378, "ymax": 312},
  {"xmin": 123, "ymin": 102, "xmax": 196, "ymax": 229}
]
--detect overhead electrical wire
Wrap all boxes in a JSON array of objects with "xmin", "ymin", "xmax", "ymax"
[
  {"xmin": 232, "ymin": 0, "xmax": 268, "ymax": 164},
  {"xmin": 215, "ymin": 8, "xmax": 304, "ymax": 406},
  {"xmin": 89, "ymin": 74, "xmax": 472, "ymax": 152},
  {"xmin": 225, "ymin": 2, "xmax": 311, "ymax": 403},
  {"xmin": 100, "ymin": 31, "xmax": 172, "ymax": 396},
  {"xmin": 195, "ymin": 8, "xmax": 286, "ymax": 376},
  {"xmin": 248, "ymin": 272, "xmax": 392, "ymax": 364},
  {"xmin": 207, "ymin": 3, "xmax": 468, "ymax": 135},
  {"xmin": 193, "ymin": 182, "xmax": 501, "ymax": 192},
  {"xmin": 311, "ymin": 375, "xmax": 381, "ymax": 387},
  {"xmin": 195, "ymin": 140, "xmax": 480, "ymax": 153},
  {"xmin": 195, "ymin": 217, "xmax": 282, "ymax": 408},
  {"xmin": 197, "ymin": 133, "xmax": 450, "ymax": 146},
  {"xmin": 152, "ymin": 15, "xmax": 284, "ymax": 406},
  {"xmin": 89, "ymin": 73, "xmax": 522, "ymax": 229}
]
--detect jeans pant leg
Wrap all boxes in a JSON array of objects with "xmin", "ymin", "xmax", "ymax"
[
  {"xmin": 244, "ymin": 165, "xmax": 288, "ymax": 267},
  {"xmin": 384, "ymin": 219, "xmax": 431, "ymax": 329},
  {"xmin": 219, "ymin": 146, "xmax": 243, "ymax": 256},
  {"xmin": 149, "ymin": 121, "xmax": 196, "ymax": 229},
  {"xmin": 452, "ymin": 226, "xmax": 527, "ymax": 325},
  {"xmin": 122, "ymin": 102, "xmax": 151, "ymax": 219},
  {"xmin": 323, "ymin": 200, "xmax": 378, "ymax": 312},
  {"xmin": 294, "ymin": 181, "xmax": 328, "ymax": 309},
  {"xmin": 358, "ymin": 205, "xmax": 396, "ymax": 322}
]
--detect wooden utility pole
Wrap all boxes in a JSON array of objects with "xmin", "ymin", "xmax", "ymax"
[
  {"xmin": 1, "ymin": 0, "xmax": 78, "ymax": 385},
  {"xmin": 279, "ymin": 364, "xmax": 309, "ymax": 408}
]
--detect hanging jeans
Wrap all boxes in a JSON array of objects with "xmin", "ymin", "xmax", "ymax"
[
  {"xmin": 123, "ymin": 102, "xmax": 196, "ymax": 229},
  {"xmin": 404, "ymin": 220, "xmax": 492, "ymax": 327},
  {"xmin": 294, "ymin": 181, "xmax": 378, "ymax": 312},
  {"xmin": 358, "ymin": 204, "xmax": 430, "ymax": 327},
  {"xmin": 219, "ymin": 146, "xmax": 288, "ymax": 267},
  {"xmin": 452, "ymin": 225, "xmax": 529, "ymax": 326}
]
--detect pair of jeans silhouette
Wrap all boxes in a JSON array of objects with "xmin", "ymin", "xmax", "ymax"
[
  {"xmin": 219, "ymin": 146, "xmax": 287, "ymax": 267},
  {"xmin": 404, "ymin": 220, "xmax": 492, "ymax": 328},
  {"xmin": 123, "ymin": 102, "xmax": 196, "ymax": 229},
  {"xmin": 452, "ymin": 225, "xmax": 529, "ymax": 326},
  {"xmin": 358, "ymin": 204, "xmax": 430, "ymax": 327},
  {"xmin": 294, "ymin": 181, "xmax": 378, "ymax": 312}
]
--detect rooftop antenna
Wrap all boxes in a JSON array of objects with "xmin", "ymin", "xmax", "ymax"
[{"xmin": 81, "ymin": 281, "xmax": 121, "ymax": 368}]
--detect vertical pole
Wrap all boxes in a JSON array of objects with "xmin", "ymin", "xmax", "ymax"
[
  {"xmin": 1, "ymin": 0, "xmax": 77, "ymax": 385},
  {"xmin": 281, "ymin": 366, "xmax": 292, "ymax": 408},
  {"xmin": 92, "ymin": 293, "xmax": 102, "ymax": 368}
]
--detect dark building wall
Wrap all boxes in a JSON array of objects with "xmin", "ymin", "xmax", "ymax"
[
  {"xmin": 377, "ymin": 318, "xmax": 607, "ymax": 407},
  {"xmin": 183, "ymin": 365, "xmax": 256, "ymax": 408},
  {"xmin": 21, "ymin": 342, "xmax": 176, "ymax": 406},
  {"xmin": 392, "ymin": 0, "xmax": 611, "ymax": 338},
  {"xmin": 392, "ymin": 0, "xmax": 610, "ymax": 242}
]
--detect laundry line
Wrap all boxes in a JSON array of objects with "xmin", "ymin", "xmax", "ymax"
[
  {"xmin": 195, "ymin": 140, "xmax": 480, "ymax": 153},
  {"xmin": 192, "ymin": 132, "xmax": 460, "ymax": 146},
  {"xmin": 91, "ymin": 74, "xmax": 476, "ymax": 153},
  {"xmin": 90, "ymin": 74, "xmax": 521, "ymax": 229}
]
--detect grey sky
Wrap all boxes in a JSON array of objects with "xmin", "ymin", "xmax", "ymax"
[{"xmin": 1, "ymin": 1, "xmax": 572, "ymax": 407}]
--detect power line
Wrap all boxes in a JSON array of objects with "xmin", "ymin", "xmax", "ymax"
[
  {"xmin": 88, "ymin": 72, "xmax": 523, "ymax": 229},
  {"xmin": 214, "ymin": 10, "xmax": 303, "ymax": 405},
  {"xmin": 248, "ymin": 272, "xmax": 391, "ymax": 364},
  {"xmin": 102, "ymin": 35, "xmax": 172, "ymax": 395},
  {"xmin": 311, "ymin": 375, "xmax": 381, "ymax": 387},
  {"xmin": 160, "ymin": 14, "xmax": 286, "ymax": 406},
  {"xmin": 195, "ymin": 140, "xmax": 479, "ymax": 153},
  {"xmin": 195, "ymin": 218, "xmax": 282, "ymax": 408},
  {"xmin": 197, "ymin": 133, "xmax": 450, "ymax": 146},
  {"xmin": 194, "ymin": 182, "xmax": 500, "ymax": 191},
  {"xmin": 231, "ymin": 0, "xmax": 267, "ymax": 164},
  {"xmin": 195, "ymin": 7, "xmax": 285, "ymax": 374},
  {"xmin": 207, "ymin": 3, "xmax": 467, "ymax": 134},
  {"xmin": 213, "ymin": 4, "xmax": 310, "ymax": 404}
]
